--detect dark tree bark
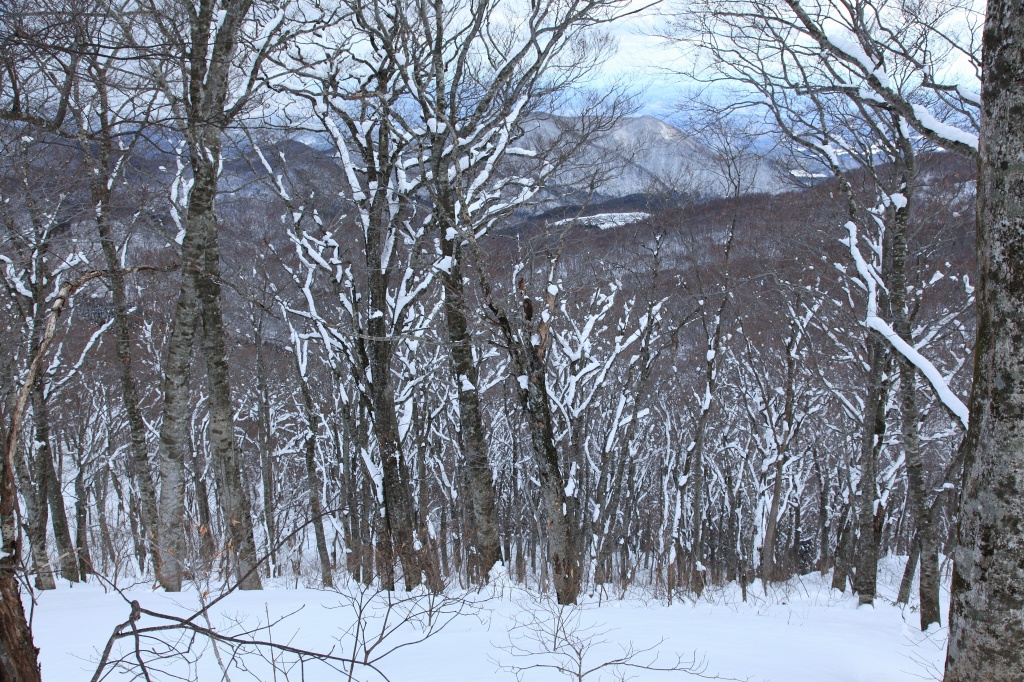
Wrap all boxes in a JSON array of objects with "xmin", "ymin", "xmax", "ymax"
[
  {"xmin": 491, "ymin": 284, "xmax": 581, "ymax": 605},
  {"xmin": 438, "ymin": 235, "xmax": 502, "ymax": 577},
  {"xmin": 254, "ymin": 330, "xmax": 278, "ymax": 573},
  {"xmin": 944, "ymin": 1, "xmax": 1024, "ymax": 678},
  {"xmin": 155, "ymin": 202, "xmax": 202, "ymax": 591},
  {"xmin": 814, "ymin": 456, "xmax": 830, "ymax": 574},
  {"xmin": 189, "ymin": 429, "xmax": 217, "ymax": 568},
  {"xmin": 761, "ymin": 456, "xmax": 787, "ymax": 583},
  {"xmin": 884, "ymin": 157, "xmax": 942, "ymax": 629},
  {"xmin": 0, "ymin": 572, "xmax": 40, "ymax": 682},
  {"xmin": 760, "ymin": 311, "xmax": 802, "ymax": 585},
  {"xmin": 897, "ymin": 535, "xmax": 919, "ymax": 606},
  {"xmin": 197, "ymin": 199, "xmax": 262, "ymax": 590},
  {"xmin": 14, "ymin": 411, "xmax": 54, "ymax": 591},
  {"xmin": 91, "ymin": 165, "xmax": 162, "ymax": 579},
  {"xmin": 832, "ymin": 504, "xmax": 854, "ymax": 592},
  {"xmin": 74, "ymin": 462, "xmax": 94, "ymax": 577},
  {"xmin": 364, "ymin": 279, "xmax": 423, "ymax": 591},
  {"xmin": 156, "ymin": 0, "xmax": 263, "ymax": 591},
  {"xmin": 298, "ymin": 368, "xmax": 333, "ymax": 588},
  {"xmin": 0, "ymin": 274, "xmax": 101, "ymax": 682},
  {"xmin": 854, "ymin": 336, "xmax": 888, "ymax": 604},
  {"xmin": 36, "ymin": 386, "xmax": 79, "ymax": 583},
  {"xmin": 1, "ymin": 437, "xmax": 42, "ymax": 682}
]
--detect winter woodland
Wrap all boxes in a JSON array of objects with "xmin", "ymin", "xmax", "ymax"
[{"xmin": 0, "ymin": 0, "xmax": 1021, "ymax": 680}]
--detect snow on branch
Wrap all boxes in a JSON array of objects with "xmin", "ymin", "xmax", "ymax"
[
  {"xmin": 845, "ymin": 221, "xmax": 969, "ymax": 430},
  {"xmin": 865, "ymin": 315, "xmax": 969, "ymax": 429}
]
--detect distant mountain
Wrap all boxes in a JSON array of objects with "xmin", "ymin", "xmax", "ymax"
[
  {"xmin": 520, "ymin": 114, "xmax": 788, "ymax": 199},
  {"xmin": 210, "ymin": 114, "xmax": 789, "ymax": 215}
]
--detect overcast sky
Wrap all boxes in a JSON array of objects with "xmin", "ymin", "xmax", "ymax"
[{"xmin": 597, "ymin": 3, "xmax": 690, "ymax": 117}]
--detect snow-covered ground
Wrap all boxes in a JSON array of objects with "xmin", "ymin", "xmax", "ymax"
[
  {"xmin": 31, "ymin": 557, "xmax": 947, "ymax": 681},
  {"xmin": 551, "ymin": 212, "xmax": 651, "ymax": 230}
]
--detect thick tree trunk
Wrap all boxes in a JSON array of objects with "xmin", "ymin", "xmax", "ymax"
[
  {"xmin": 360, "ymin": 186, "xmax": 428, "ymax": 590},
  {"xmin": 155, "ymin": 0, "xmax": 261, "ymax": 592},
  {"xmin": 438, "ymin": 235, "xmax": 502, "ymax": 579},
  {"xmin": 1, "ymin": 494, "xmax": 38, "ymax": 677},
  {"xmin": 0, "ymin": 568, "xmax": 41, "ymax": 682},
  {"xmin": 944, "ymin": 2, "xmax": 1024, "ymax": 678}
]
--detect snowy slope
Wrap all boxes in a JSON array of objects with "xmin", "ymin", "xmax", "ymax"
[
  {"xmin": 34, "ymin": 560, "xmax": 946, "ymax": 681},
  {"xmin": 550, "ymin": 212, "xmax": 652, "ymax": 230}
]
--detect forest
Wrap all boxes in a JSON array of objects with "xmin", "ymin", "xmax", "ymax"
[{"xmin": 0, "ymin": 0, "xmax": 1020, "ymax": 680}]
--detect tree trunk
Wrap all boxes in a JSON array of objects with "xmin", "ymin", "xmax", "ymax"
[
  {"xmin": 15, "ymin": 429, "xmax": 54, "ymax": 591},
  {"xmin": 73, "ymin": 463, "xmax": 93, "ymax": 578},
  {"xmin": 944, "ymin": 2, "xmax": 1024, "ymax": 678},
  {"xmin": 832, "ymin": 507, "xmax": 854, "ymax": 592},
  {"xmin": 364, "ymin": 328, "xmax": 422, "ymax": 590},
  {"xmin": 298, "ymin": 374, "xmax": 333, "ymax": 588},
  {"xmin": 93, "ymin": 179, "xmax": 162, "ymax": 581},
  {"xmin": 190, "ymin": 432, "xmax": 216, "ymax": 568},
  {"xmin": 95, "ymin": 463, "xmax": 116, "ymax": 574},
  {"xmin": 761, "ymin": 458, "xmax": 786, "ymax": 583},
  {"xmin": 155, "ymin": 0, "xmax": 263, "ymax": 592},
  {"xmin": 361, "ymin": 186, "xmax": 426, "ymax": 590},
  {"xmin": 815, "ymin": 457, "xmax": 830, "ymax": 575},
  {"xmin": 0, "ymin": 273, "xmax": 89, "ymax": 681},
  {"xmin": 520, "ymin": 346, "xmax": 581, "ymax": 605},
  {"xmin": 1, "ymin": 421, "xmax": 41, "ymax": 675},
  {"xmin": 882, "ymin": 134, "xmax": 942, "ymax": 631},
  {"xmin": 155, "ymin": 224, "xmax": 201, "ymax": 591},
  {"xmin": 438, "ymin": 234, "xmax": 502, "ymax": 579},
  {"xmin": 896, "ymin": 358, "xmax": 941, "ymax": 626},
  {"xmin": 854, "ymin": 336, "xmax": 887, "ymax": 605},
  {"xmin": 897, "ymin": 535, "xmax": 919, "ymax": 606},
  {"xmin": 254, "ymin": 332, "xmax": 277, "ymax": 574},
  {"xmin": 36, "ymin": 385, "xmax": 78, "ymax": 583},
  {"xmin": 0, "ymin": 568, "xmax": 41, "ymax": 682},
  {"xmin": 185, "ymin": 144, "xmax": 262, "ymax": 591}
]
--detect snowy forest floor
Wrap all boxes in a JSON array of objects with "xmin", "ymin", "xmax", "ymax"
[{"xmin": 31, "ymin": 557, "xmax": 948, "ymax": 681}]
